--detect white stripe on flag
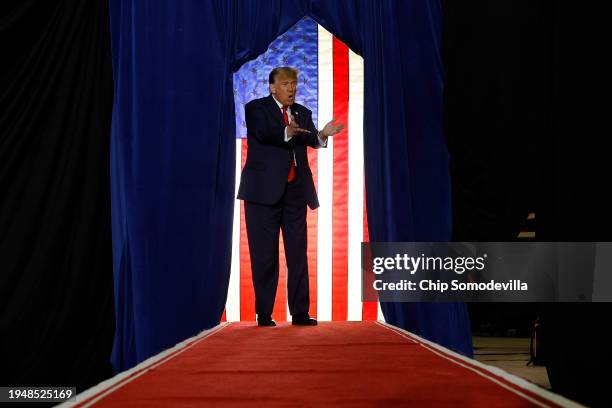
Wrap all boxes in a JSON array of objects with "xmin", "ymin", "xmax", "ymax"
[
  {"xmin": 316, "ymin": 25, "xmax": 334, "ymax": 322},
  {"xmin": 347, "ymin": 49, "xmax": 364, "ymax": 321},
  {"xmin": 227, "ymin": 139, "xmax": 243, "ymax": 322},
  {"xmin": 378, "ymin": 302, "xmax": 385, "ymax": 322}
]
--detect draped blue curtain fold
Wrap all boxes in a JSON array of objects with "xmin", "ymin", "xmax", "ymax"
[
  {"xmin": 231, "ymin": 0, "xmax": 307, "ymax": 70},
  {"xmin": 110, "ymin": 0, "xmax": 470, "ymax": 372},
  {"xmin": 309, "ymin": 0, "xmax": 472, "ymax": 357},
  {"xmin": 109, "ymin": 0, "xmax": 237, "ymax": 371}
]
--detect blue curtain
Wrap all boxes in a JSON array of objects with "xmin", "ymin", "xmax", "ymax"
[
  {"xmin": 309, "ymin": 0, "xmax": 473, "ymax": 357},
  {"xmin": 109, "ymin": 0, "xmax": 471, "ymax": 372},
  {"xmin": 109, "ymin": 0, "xmax": 236, "ymax": 371}
]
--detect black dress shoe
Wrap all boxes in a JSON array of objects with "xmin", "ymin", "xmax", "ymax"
[
  {"xmin": 257, "ymin": 315, "xmax": 276, "ymax": 326},
  {"xmin": 292, "ymin": 313, "xmax": 317, "ymax": 326}
]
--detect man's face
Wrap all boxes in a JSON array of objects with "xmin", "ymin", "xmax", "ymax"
[{"xmin": 270, "ymin": 74, "xmax": 297, "ymax": 107}]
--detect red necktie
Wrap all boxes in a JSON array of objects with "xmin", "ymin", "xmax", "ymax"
[{"xmin": 282, "ymin": 106, "xmax": 296, "ymax": 182}]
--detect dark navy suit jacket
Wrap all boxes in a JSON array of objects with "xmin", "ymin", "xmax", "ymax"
[{"xmin": 237, "ymin": 95, "xmax": 323, "ymax": 209}]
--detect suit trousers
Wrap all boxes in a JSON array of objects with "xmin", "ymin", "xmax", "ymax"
[{"xmin": 244, "ymin": 175, "xmax": 310, "ymax": 318}]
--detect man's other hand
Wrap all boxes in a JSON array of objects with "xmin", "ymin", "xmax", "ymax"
[
  {"xmin": 286, "ymin": 114, "xmax": 311, "ymax": 138},
  {"xmin": 320, "ymin": 118, "xmax": 345, "ymax": 140}
]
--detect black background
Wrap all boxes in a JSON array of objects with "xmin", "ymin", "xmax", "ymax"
[
  {"xmin": 0, "ymin": 0, "xmax": 114, "ymax": 393},
  {"xmin": 443, "ymin": 0, "xmax": 610, "ymax": 405}
]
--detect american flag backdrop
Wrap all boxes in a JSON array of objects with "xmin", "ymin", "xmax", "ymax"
[{"xmin": 226, "ymin": 18, "xmax": 383, "ymax": 322}]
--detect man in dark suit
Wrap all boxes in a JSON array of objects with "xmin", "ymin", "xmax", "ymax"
[{"xmin": 237, "ymin": 67, "xmax": 344, "ymax": 326}]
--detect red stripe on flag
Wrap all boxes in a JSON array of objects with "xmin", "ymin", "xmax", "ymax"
[
  {"xmin": 362, "ymin": 182, "xmax": 378, "ymax": 320},
  {"xmin": 239, "ymin": 140, "xmax": 256, "ymax": 321},
  {"xmin": 332, "ymin": 38, "xmax": 349, "ymax": 321},
  {"xmin": 239, "ymin": 140, "xmax": 287, "ymax": 322},
  {"xmin": 275, "ymin": 237, "xmax": 288, "ymax": 321}
]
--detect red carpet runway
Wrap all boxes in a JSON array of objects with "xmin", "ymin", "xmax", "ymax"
[{"xmin": 64, "ymin": 322, "xmax": 581, "ymax": 407}]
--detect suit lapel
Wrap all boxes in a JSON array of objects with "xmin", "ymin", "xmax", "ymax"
[{"xmin": 265, "ymin": 95, "xmax": 284, "ymax": 124}]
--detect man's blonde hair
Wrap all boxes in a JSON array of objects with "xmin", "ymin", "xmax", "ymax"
[{"xmin": 269, "ymin": 67, "xmax": 298, "ymax": 84}]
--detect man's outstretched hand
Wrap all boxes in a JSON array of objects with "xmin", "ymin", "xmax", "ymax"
[{"xmin": 320, "ymin": 118, "xmax": 345, "ymax": 140}]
